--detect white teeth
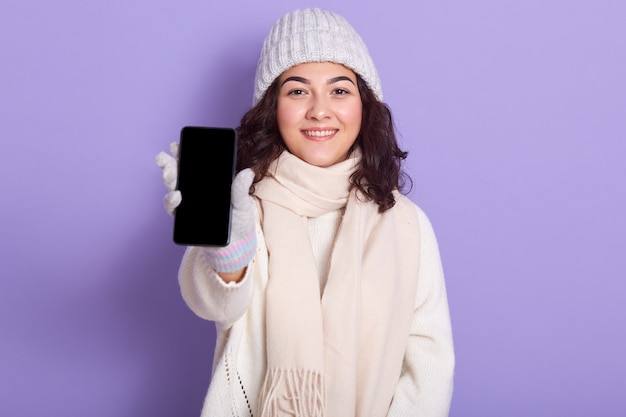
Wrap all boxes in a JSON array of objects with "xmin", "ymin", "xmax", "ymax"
[{"xmin": 304, "ymin": 130, "xmax": 336, "ymax": 137}]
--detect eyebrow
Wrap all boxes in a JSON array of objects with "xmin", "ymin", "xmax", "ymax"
[{"xmin": 280, "ymin": 75, "xmax": 356, "ymax": 87}]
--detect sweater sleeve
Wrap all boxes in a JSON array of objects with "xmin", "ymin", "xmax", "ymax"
[
  {"xmin": 177, "ymin": 247, "xmax": 254, "ymax": 328},
  {"xmin": 177, "ymin": 211, "xmax": 262, "ymax": 329},
  {"xmin": 387, "ymin": 206, "xmax": 455, "ymax": 416}
]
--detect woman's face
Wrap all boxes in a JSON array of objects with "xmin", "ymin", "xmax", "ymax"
[{"xmin": 276, "ymin": 62, "xmax": 362, "ymax": 167}]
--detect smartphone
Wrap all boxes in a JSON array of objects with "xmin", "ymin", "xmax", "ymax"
[{"xmin": 173, "ymin": 126, "xmax": 237, "ymax": 246}]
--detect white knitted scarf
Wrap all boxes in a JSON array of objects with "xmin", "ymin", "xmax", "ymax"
[{"xmin": 253, "ymin": 151, "xmax": 421, "ymax": 416}]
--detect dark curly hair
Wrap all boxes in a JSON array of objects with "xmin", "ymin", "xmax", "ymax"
[{"xmin": 236, "ymin": 74, "xmax": 411, "ymax": 212}]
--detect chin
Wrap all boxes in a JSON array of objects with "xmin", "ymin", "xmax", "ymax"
[{"xmin": 301, "ymin": 155, "xmax": 338, "ymax": 168}]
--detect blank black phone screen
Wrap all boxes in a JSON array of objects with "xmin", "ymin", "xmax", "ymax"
[{"xmin": 173, "ymin": 126, "xmax": 236, "ymax": 246}]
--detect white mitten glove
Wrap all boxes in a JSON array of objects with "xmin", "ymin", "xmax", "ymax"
[
  {"xmin": 156, "ymin": 144, "xmax": 257, "ymax": 273},
  {"xmin": 202, "ymin": 168, "xmax": 257, "ymax": 273},
  {"xmin": 155, "ymin": 142, "xmax": 182, "ymax": 216}
]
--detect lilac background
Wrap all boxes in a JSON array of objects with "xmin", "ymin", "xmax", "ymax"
[{"xmin": 1, "ymin": 0, "xmax": 625, "ymax": 416}]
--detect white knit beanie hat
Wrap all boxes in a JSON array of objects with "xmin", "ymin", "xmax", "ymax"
[{"xmin": 253, "ymin": 8, "xmax": 382, "ymax": 104}]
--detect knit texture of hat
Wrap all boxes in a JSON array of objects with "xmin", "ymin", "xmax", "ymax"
[{"xmin": 253, "ymin": 8, "xmax": 382, "ymax": 104}]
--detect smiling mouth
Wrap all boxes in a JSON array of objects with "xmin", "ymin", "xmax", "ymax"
[{"xmin": 302, "ymin": 129, "xmax": 338, "ymax": 139}]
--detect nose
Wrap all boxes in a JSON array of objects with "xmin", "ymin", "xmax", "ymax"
[{"xmin": 306, "ymin": 95, "xmax": 332, "ymax": 120}]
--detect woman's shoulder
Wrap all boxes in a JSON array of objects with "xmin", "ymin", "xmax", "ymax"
[
  {"xmin": 391, "ymin": 191, "xmax": 423, "ymax": 217},
  {"xmin": 392, "ymin": 192, "xmax": 437, "ymax": 234}
]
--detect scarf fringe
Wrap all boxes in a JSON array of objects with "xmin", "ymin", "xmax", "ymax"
[{"xmin": 258, "ymin": 368, "xmax": 325, "ymax": 417}]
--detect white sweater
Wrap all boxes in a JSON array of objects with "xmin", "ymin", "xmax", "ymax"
[{"xmin": 178, "ymin": 202, "xmax": 454, "ymax": 417}]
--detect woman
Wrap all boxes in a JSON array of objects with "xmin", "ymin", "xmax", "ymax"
[{"xmin": 157, "ymin": 8, "xmax": 454, "ymax": 417}]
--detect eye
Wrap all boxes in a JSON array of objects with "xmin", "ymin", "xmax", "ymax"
[
  {"xmin": 287, "ymin": 89, "xmax": 306, "ymax": 96},
  {"xmin": 332, "ymin": 88, "xmax": 350, "ymax": 95}
]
